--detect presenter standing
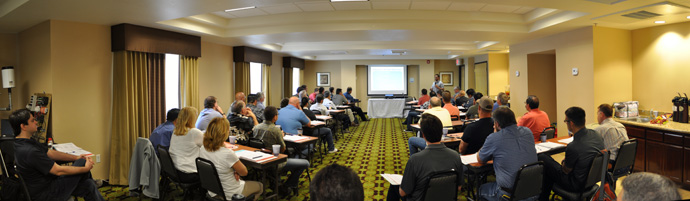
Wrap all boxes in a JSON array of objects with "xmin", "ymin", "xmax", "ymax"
[{"xmin": 430, "ymin": 74, "xmax": 444, "ymax": 94}]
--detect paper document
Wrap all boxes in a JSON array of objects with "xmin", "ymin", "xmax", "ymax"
[
  {"xmin": 52, "ymin": 143, "xmax": 93, "ymax": 156},
  {"xmin": 558, "ymin": 137, "xmax": 574, "ymax": 144},
  {"xmin": 537, "ymin": 142, "xmax": 566, "ymax": 149},
  {"xmin": 381, "ymin": 174, "xmax": 403, "ymax": 185},
  {"xmin": 460, "ymin": 153, "xmax": 479, "ymax": 165},
  {"xmin": 284, "ymin": 135, "xmax": 310, "ymax": 142},
  {"xmin": 311, "ymin": 121, "xmax": 326, "ymax": 126},
  {"xmin": 315, "ymin": 115, "xmax": 332, "ymax": 120},
  {"xmin": 234, "ymin": 150, "xmax": 276, "ymax": 163}
]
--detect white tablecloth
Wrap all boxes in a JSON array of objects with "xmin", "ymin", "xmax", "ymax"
[{"xmin": 367, "ymin": 98, "xmax": 406, "ymax": 118}]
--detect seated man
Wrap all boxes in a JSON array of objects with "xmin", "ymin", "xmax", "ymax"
[
  {"xmin": 280, "ymin": 98, "xmax": 290, "ymax": 109},
  {"xmin": 227, "ymin": 92, "xmax": 245, "ymax": 116},
  {"xmin": 463, "ymin": 88, "xmax": 476, "ymax": 108},
  {"xmin": 310, "ymin": 95, "xmax": 329, "ymax": 116},
  {"xmin": 465, "ymin": 92, "xmax": 483, "ymax": 119},
  {"xmin": 256, "ymin": 92, "xmax": 266, "ymax": 109},
  {"xmin": 538, "ymin": 107, "xmax": 604, "ymax": 201},
  {"xmin": 323, "ymin": 91, "xmax": 357, "ymax": 126},
  {"xmin": 309, "ymin": 88, "xmax": 319, "ymax": 103},
  {"xmin": 403, "ymin": 90, "xmax": 435, "ymax": 129},
  {"xmin": 388, "ymin": 113, "xmax": 464, "ymax": 201},
  {"xmin": 11, "ymin": 109, "xmax": 104, "ymax": 201},
  {"xmin": 310, "ymin": 164, "xmax": 364, "ymax": 201},
  {"xmin": 492, "ymin": 92, "xmax": 508, "ymax": 111},
  {"xmin": 452, "ymin": 86, "xmax": 468, "ymax": 107},
  {"xmin": 477, "ymin": 107, "xmax": 537, "ymax": 201},
  {"xmin": 277, "ymin": 97, "xmax": 337, "ymax": 153},
  {"xmin": 150, "ymin": 108, "xmax": 179, "ymax": 153},
  {"xmin": 252, "ymin": 106, "xmax": 310, "ymax": 195},
  {"xmin": 408, "ymin": 97, "xmax": 452, "ymax": 155},
  {"xmin": 227, "ymin": 101, "xmax": 259, "ymax": 136},
  {"xmin": 442, "ymin": 91, "xmax": 460, "ymax": 117},
  {"xmin": 246, "ymin": 94, "xmax": 264, "ymax": 123},
  {"xmin": 343, "ymin": 87, "xmax": 356, "ymax": 103},
  {"xmin": 301, "ymin": 97, "xmax": 318, "ymax": 121},
  {"xmin": 618, "ymin": 172, "xmax": 680, "ymax": 201},
  {"xmin": 333, "ymin": 88, "xmax": 368, "ymax": 121},
  {"xmin": 196, "ymin": 96, "xmax": 225, "ymax": 131},
  {"xmin": 594, "ymin": 103, "xmax": 628, "ymax": 162},
  {"xmin": 517, "ymin": 95, "xmax": 551, "ymax": 142},
  {"xmin": 459, "ymin": 97, "xmax": 494, "ymax": 155}
]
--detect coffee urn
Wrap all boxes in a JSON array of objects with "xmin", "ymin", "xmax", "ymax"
[
  {"xmin": 673, "ymin": 93, "xmax": 682, "ymax": 122},
  {"xmin": 682, "ymin": 93, "xmax": 689, "ymax": 123}
]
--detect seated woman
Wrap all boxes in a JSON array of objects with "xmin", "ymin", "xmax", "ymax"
[
  {"xmin": 200, "ymin": 117, "xmax": 263, "ymax": 200},
  {"xmin": 169, "ymin": 106, "xmax": 203, "ymax": 182}
]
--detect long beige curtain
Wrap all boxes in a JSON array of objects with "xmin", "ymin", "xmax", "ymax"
[
  {"xmin": 234, "ymin": 62, "xmax": 251, "ymax": 96},
  {"xmin": 283, "ymin": 67, "xmax": 293, "ymax": 99},
  {"xmin": 148, "ymin": 54, "xmax": 166, "ymax": 132},
  {"xmin": 262, "ymin": 64, "xmax": 271, "ymax": 106},
  {"xmin": 180, "ymin": 56, "xmax": 199, "ymax": 108},
  {"xmin": 109, "ymin": 51, "xmax": 151, "ymax": 185}
]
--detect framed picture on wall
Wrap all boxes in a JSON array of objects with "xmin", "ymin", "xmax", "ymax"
[
  {"xmin": 317, "ymin": 72, "xmax": 330, "ymax": 87},
  {"xmin": 440, "ymin": 71, "xmax": 453, "ymax": 86}
]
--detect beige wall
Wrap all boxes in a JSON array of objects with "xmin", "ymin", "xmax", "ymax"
[
  {"xmin": 198, "ymin": 41, "xmax": 233, "ymax": 110},
  {"xmin": 488, "ymin": 53, "xmax": 509, "ymax": 97},
  {"xmin": 433, "ymin": 59, "xmax": 459, "ymax": 89},
  {"xmin": 304, "ymin": 60, "xmax": 434, "ymax": 112},
  {"xmin": 268, "ymin": 54, "xmax": 284, "ymax": 106},
  {"xmin": 527, "ymin": 53, "xmax": 557, "ymax": 122},
  {"xmin": 632, "ymin": 21, "xmax": 690, "ymax": 112},
  {"xmin": 0, "ymin": 33, "xmax": 18, "ymax": 118},
  {"xmin": 407, "ymin": 65, "xmax": 419, "ymax": 97},
  {"xmin": 593, "ymin": 26, "xmax": 633, "ymax": 110},
  {"xmin": 510, "ymin": 27, "xmax": 594, "ymax": 137}
]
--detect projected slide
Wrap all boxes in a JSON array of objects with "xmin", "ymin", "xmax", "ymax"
[{"xmin": 368, "ymin": 65, "xmax": 407, "ymax": 96}]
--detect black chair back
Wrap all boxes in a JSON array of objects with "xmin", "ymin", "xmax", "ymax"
[
  {"xmin": 17, "ymin": 173, "xmax": 31, "ymax": 201},
  {"xmin": 584, "ymin": 150, "xmax": 607, "ymax": 189},
  {"xmin": 510, "ymin": 162, "xmax": 543, "ymax": 201},
  {"xmin": 157, "ymin": 145, "xmax": 180, "ymax": 181},
  {"xmin": 0, "ymin": 136, "xmax": 16, "ymax": 177},
  {"xmin": 421, "ymin": 169, "xmax": 460, "ymax": 201},
  {"xmin": 312, "ymin": 110, "xmax": 321, "ymax": 115},
  {"xmin": 196, "ymin": 157, "xmax": 226, "ymax": 201},
  {"xmin": 541, "ymin": 127, "xmax": 556, "ymax": 139},
  {"xmin": 611, "ymin": 139, "xmax": 637, "ymax": 177}
]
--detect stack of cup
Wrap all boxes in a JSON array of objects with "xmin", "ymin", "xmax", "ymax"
[{"xmin": 272, "ymin": 144, "xmax": 281, "ymax": 156}]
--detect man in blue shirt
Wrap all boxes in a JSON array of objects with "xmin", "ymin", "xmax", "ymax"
[
  {"xmin": 196, "ymin": 96, "xmax": 225, "ymax": 131},
  {"xmin": 150, "ymin": 108, "xmax": 179, "ymax": 153},
  {"xmin": 343, "ymin": 87, "xmax": 355, "ymax": 103},
  {"xmin": 276, "ymin": 97, "xmax": 337, "ymax": 153},
  {"xmin": 477, "ymin": 107, "xmax": 537, "ymax": 201}
]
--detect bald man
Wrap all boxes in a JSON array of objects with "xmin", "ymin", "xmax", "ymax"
[
  {"xmin": 227, "ymin": 92, "xmax": 246, "ymax": 116},
  {"xmin": 276, "ymin": 97, "xmax": 337, "ymax": 153}
]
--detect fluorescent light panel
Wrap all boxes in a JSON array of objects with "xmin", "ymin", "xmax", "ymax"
[
  {"xmin": 655, "ymin": 20, "xmax": 666, "ymax": 23},
  {"xmin": 225, "ymin": 6, "xmax": 256, "ymax": 12}
]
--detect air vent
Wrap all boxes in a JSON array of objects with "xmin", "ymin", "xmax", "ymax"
[
  {"xmin": 391, "ymin": 50, "xmax": 407, "ymax": 55},
  {"xmin": 330, "ymin": 51, "xmax": 348, "ymax": 54},
  {"xmin": 621, "ymin": 10, "xmax": 662, "ymax": 19}
]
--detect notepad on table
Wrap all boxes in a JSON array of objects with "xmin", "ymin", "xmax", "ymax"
[
  {"xmin": 284, "ymin": 135, "xmax": 310, "ymax": 142},
  {"xmin": 558, "ymin": 137, "xmax": 574, "ymax": 144},
  {"xmin": 460, "ymin": 153, "xmax": 479, "ymax": 165},
  {"xmin": 52, "ymin": 143, "xmax": 93, "ymax": 156},
  {"xmin": 381, "ymin": 174, "xmax": 403, "ymax": 185},
  {"xmin": 234, "ymin": 150, "xmax": 276, "ymax": 163}
]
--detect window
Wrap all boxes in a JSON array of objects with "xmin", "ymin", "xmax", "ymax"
[
  {"xmin": 292, "ymin": 68, "xmax": 300, "ymax": 94},
  {"xmin": 250, "ymin": 62, "xmax": 263, "ymax": 94},
  {"xmin": 164, "ymin": 54, "xmax": 180, "ymax": 112}
]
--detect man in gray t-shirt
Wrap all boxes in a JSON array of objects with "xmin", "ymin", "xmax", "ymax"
[{"xmin": 477, "ymin": 107, "xmax": 537, "ymax": 201}]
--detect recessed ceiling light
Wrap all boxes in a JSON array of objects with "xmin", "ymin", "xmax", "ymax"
[
  {"xmin": 224, "ymin": 6, "xmax": 256, "ymax": 12},
  {"xmin": 330, "ymin": 0, "xmax": 369, "ymax": 2},
  {"xmin": 655, "ymin": 20, "xmax": 666, "ymax": 24},
  {"xmin": 687, "ymin": 16, "xmax": 690, "ymax": 19}
]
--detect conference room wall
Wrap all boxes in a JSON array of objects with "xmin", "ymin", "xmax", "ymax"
[
  {"xmin": 198, "ymin": 41, "xmax": 233, "ymax": 111},
  {"xmin": 488, "ymin": 53, "xmax": 510, "ymax": 98},
  {"xmin": 0, "ymin": 33, "xmax": 18, "ymax": 118},
  {"xmin": 510, "ymin": 26, "xmax": 595, "ymax": 137},
  {"xmin": 433, "ymin": 60, "xmax": 460, "ymax": 90}
]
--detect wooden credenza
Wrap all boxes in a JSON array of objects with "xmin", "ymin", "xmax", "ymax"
[{"xmin": 622, "ymin": 122, "xmax": 690, "ymax": 189}]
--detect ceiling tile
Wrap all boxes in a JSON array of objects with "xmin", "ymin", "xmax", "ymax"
[
  {"xmin": 331, "ymin": 2, "xmax": 371, "ymax": 10},
  {"xmin": 447, "ymin": 2, "xmax": 486, "ymax": 11},
  {"xmin": 260, "ymin": 4, "xmax": 303, "ymax": 14},
  {"xmin": 410, "ymin": 1, "xmax": 451, "ymax": 10},
  {"xmin": 513, "ymin": 6, "xmax": 535, "ymax": 14},
  {"xmin": 228, "ymin": 8, "xmax": 268, "ymax": 18},
  {"xmin": 295, "ymin": 2, "xmax": 335, "ymax": 12},
  {"xmin": 372, "ymin": 1, "xmax": 410, "ymax": 10},
  {"xmin": 212, "ymin": 11, "xmax": 238, "ymax": 19},
  {"xmin": 480, "ymin": 4, "xmax": 521, "ymax": 13}
]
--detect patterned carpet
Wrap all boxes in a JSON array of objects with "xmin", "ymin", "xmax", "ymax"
[{"xmin": 96, "ymin": 118, "xmax": 468, "ymax": 201}]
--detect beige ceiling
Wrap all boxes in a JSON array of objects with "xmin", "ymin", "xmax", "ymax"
[{"xmin": 2, "ymin": 0, "xmax": 690, "ymax": 60}]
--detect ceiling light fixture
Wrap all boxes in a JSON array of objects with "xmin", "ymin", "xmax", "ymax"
[
  {"xmin": 330, "ymin": 0, "xmax": 369, "ymax": 2},
  {"xmin": 654, "ymin": 20, "xmax": 666, "ymax": 23},
  {"xmin": 687, "ymin": 16, "xmax": 690, "ymax": 19},
  {"xmin": 225, "ymin": 6, "xmax": 256, "ymax": 12}
]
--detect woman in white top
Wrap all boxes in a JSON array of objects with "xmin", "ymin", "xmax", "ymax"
[
  {"xmin": 169, "ymin": 106, "xmax": 203, "ymax": 182},
  {"xmin": 199, "ymin": 117, "xmax": 263, "ymax": 200}
]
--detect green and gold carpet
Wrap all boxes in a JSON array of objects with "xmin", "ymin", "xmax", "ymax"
[{"xmin": 97, "ymin": 118, "xmax": 470, "ymax": 200}]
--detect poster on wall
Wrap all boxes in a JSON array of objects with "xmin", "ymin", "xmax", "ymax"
[
  {"xmin": 317, "ymin": 72, "xmax": 330, "ymax": 87},
  {"xmin": 440, "ymin": 71, "xmax": 453, "ymax": 86}
]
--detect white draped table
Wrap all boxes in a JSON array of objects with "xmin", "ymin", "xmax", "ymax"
[{"xmin": 367, "ymin": 98, "xmax": 406, "ymax": 118}]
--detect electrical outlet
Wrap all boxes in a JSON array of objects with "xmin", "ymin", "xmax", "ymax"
[{"xmin": 96, "ymin": 154, "xmax": 101, "ymax": 163}]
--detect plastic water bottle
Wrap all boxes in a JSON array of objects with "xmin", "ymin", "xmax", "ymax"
[{"xmin": 47, "ymin": 138, "xmax": 54, "ymax": 148}]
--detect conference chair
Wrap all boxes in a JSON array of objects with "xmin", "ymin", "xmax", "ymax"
[
  {"xmin": 609, "ymin": 139, "xmax": 637, "ymax": 190},
  {"xmin": 195, "ymin": 157, "xmax": 252, "ymax": 201},
  {"xmin": 504, "ymin": 162, "xmax": 543, "ymax": 201},
  {"xmin": 157, "ymin": 146, "xmax": 200, "ymax": 200},
  {"xmin": 551, "ymin": 150, "xmax": 608, "ymax": 201},
  {"xmin": 541, "ymin": 127, "xmax": 556, "ymax": 140},
  {"xmin": 17, "ymin": 173, "xmax": 31, "ymax": 201},
  {"xmin": 420, "ymin": 169, "xmax": 461, "ymax": 201}
]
